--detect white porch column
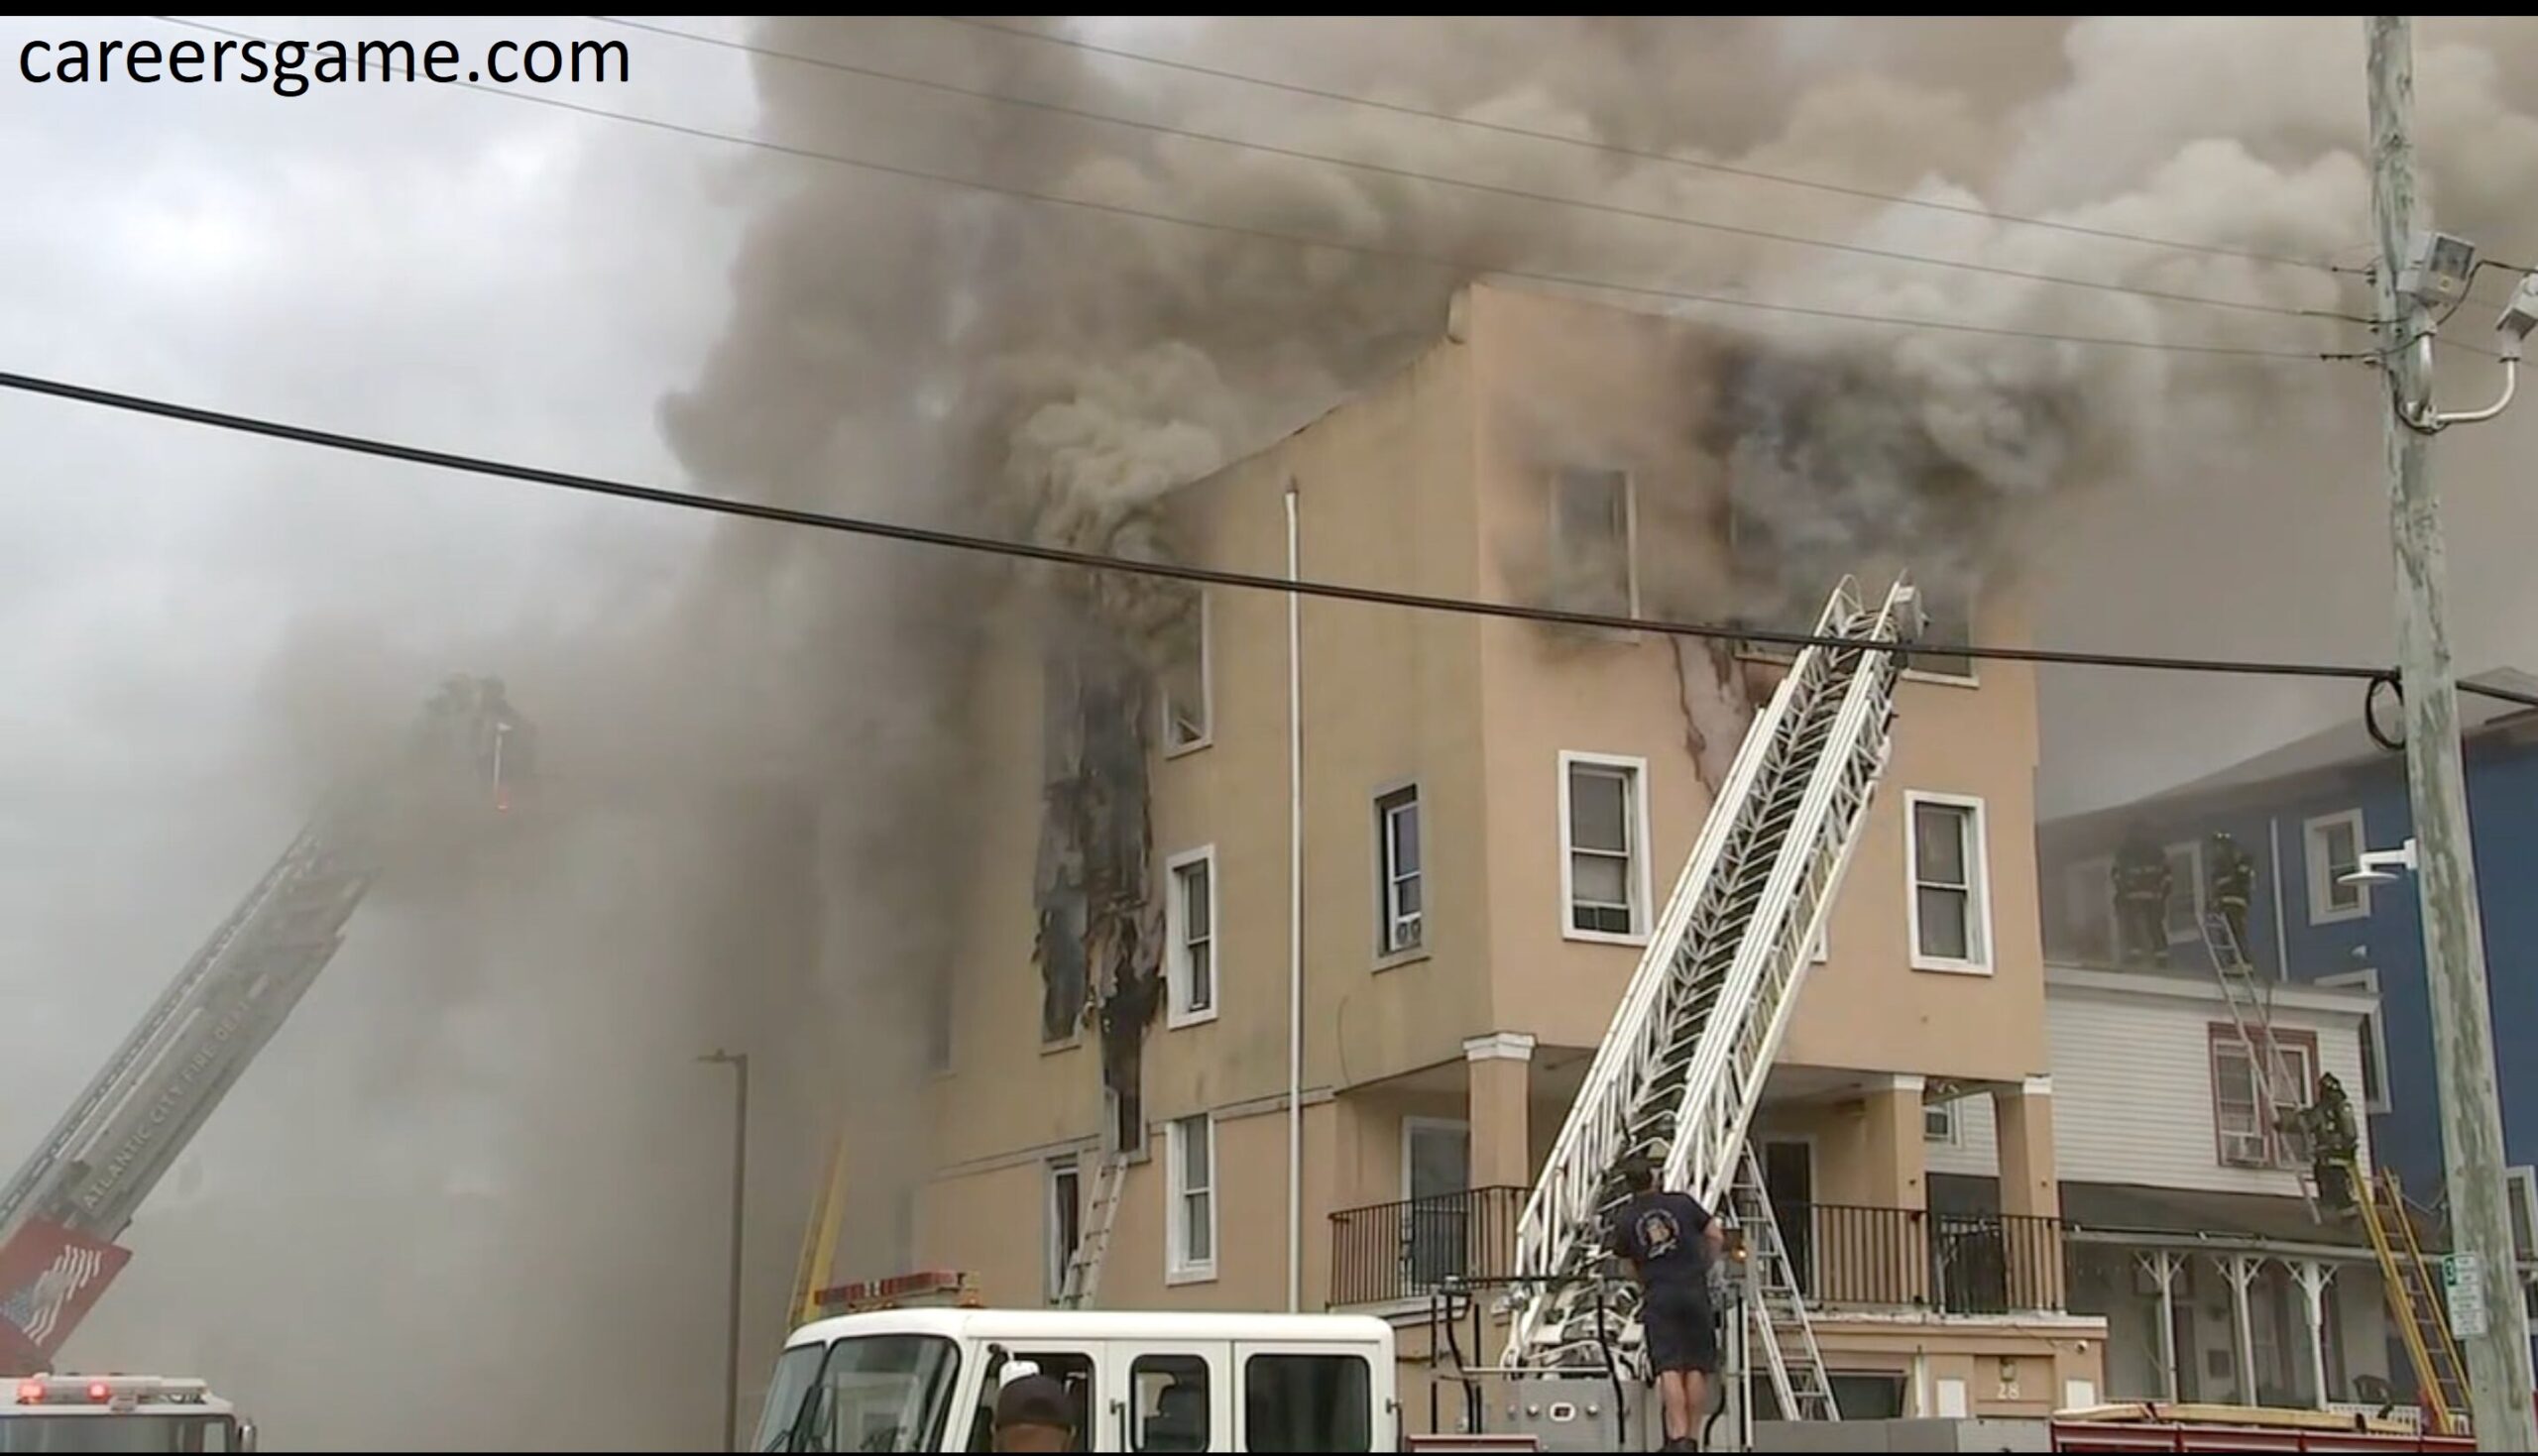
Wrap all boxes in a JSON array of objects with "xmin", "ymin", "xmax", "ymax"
[
  {"xmin": 2294, "ymin": 1260, "xmax": 2335, "ymax": 1408},
  {"xmin": 2136, "ymin": 1251, "xmax": 2182, "ymax": 1401},
  {"xmin": 2221, "ymin": 1254, "xmax": 2262, "ymax": 1402}
]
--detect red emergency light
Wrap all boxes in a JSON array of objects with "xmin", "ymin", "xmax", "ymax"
[
  {"xmin": 14, "ymin": 1381, "xmax": 41, "ymax": 1404},
  {"xmin": 86, "ymin": 1382, "xmax": 108, "ymax": 1402}
]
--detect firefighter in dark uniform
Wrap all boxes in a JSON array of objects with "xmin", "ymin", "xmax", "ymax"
[
  {"xmin": 2285, "ymin": 1072, "xmax": 2362, "ymax": 1211},
  {"xmin": 2206, "ymin": 831, "xmax": 2256, "ymax": 964},
  {"xmin": 2112, "ymin": 827, "xmax": 2172, "ymax": 967}
]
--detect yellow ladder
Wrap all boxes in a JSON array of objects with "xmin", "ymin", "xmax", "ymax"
[
  {"xmin": 2354, "ymin": 1165, "xmax": 2471, "ymax": 1436},
  {"xmin": 788, "ymin": 1129, "xmax": 852, "ymax": 1329}
]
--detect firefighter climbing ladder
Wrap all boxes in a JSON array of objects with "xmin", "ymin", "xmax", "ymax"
[
  {"xmin": 2354, "ymin": 1165, "xmax": 2471, "ymax": 1437},
  {"xmin": 1507, "ymin": 574, "xmax": 1920, "ymax": 1425},
  {"xmin": 1058, "ymin": 1151, "xmax": 1128, "ymax": 1309},
  {"xmin": 2198, "ymin": 911, "xmax": 2319, "ymax": 1218}
]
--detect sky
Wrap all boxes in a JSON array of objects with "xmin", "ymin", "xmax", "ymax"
[{"xmin": 1, "ymin": 12, "xmax": 2536, "ymax": 1451}]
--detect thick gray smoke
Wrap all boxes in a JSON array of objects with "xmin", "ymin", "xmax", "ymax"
[
  {"xmin": 646, "ymin": 11, "xmax": 2538, "ymax": 1276},
  {"xmin": 37, "ymin": 16, "xmax": 2538, "ymax": 1454}
]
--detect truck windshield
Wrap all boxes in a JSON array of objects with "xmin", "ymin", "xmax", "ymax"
[
  {"xmin": 0, "ymin": 1415, "xmax": 238, "ymax": 1452},
  {"xmin": 754, "ymin": 1336, "xmax": 960, "ymax": 1453}
]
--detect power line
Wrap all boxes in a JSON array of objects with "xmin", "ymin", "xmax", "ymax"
[
  {"xmin": 935, "ymin": 15, "xmax": 2362, "ymax": 278},
  {"xmin": 7, "ymin": 365, "xmax": 2531, "ymax": 712},
  {"xmin": 599, "ymin": 15, "xmax": 2352, "ymax": 327},
  {"xmin": 146, "ymin": 16, "xmax": 2351, "ymax": 365}
]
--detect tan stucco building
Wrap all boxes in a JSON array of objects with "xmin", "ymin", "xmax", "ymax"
[{"xmin": 900, "ymin": 281, "xmax": 2108, "ymax": 1424}]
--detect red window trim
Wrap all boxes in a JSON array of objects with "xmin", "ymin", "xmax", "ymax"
[{"xmin": 2208, "ymin": 1022, "xmax": 2321, "ymax": 1168}]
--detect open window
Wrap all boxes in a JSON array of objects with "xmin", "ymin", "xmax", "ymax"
[{"xmin": 1547, "ymin": 467, "xmax": 1637, "ymax": 618}]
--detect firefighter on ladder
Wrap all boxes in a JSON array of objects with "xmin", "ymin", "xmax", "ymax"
[
  {"xmin": 2283, "ymin": 1072, "xmax": 2361, "ymax": 1212},
  {"xmin": 2206, "ymin": 831, "xmax": 2255, "ymax": 964},
  {"xmin": 2112, "ymin": 827, "xmax": 2172, "ymax": 967}
]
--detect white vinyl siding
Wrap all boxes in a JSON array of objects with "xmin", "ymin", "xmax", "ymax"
[
  {"xmin": 2304, "ymin": 810, "xmax": 2370, "ymax": 925},
  {"xmin": 2035, "ymin": 967, "xmax": 2373, "ymax": 1195}
]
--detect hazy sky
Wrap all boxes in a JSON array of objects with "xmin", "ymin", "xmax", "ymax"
[{"xmin": 2, "ymin": 12, "xmax": 2535, "ymax": 1450}]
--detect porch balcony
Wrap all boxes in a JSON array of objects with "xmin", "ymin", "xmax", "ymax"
[{"xmin": 1325, "ymin": 1188, "xmax": 2067, "ymax": 1314}]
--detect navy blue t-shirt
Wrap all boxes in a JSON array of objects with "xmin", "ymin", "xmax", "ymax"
[{"xmin": 1606, "ymin": 1189, "xmax": 1713, "ymax": 1289}]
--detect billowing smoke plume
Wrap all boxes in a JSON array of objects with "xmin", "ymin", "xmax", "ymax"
[
  {"xmin": 645, "ymin": 11, "xmax": 2538, "ymax": 1276},
  {"xmin": 49, "ymin": 17, "xmax": 2538, "ymax": 1452}
]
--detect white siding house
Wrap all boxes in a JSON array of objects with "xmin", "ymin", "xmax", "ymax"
[{"xmin": 1931, "ymin": 965, "xmax": 2376, "ymax": 1189}]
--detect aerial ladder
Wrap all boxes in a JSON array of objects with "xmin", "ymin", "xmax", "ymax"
[
  {"xmin": 2197, "ymin": 911, "xmax": 2319, "ymax": 1218},
  {"xmin": 0, "ymin": 678, "xmax": 528, "ymax": 1376},
  {"xmin": 1505, "ymin": 576, "xmax": 1920, "ymax": 1439}
]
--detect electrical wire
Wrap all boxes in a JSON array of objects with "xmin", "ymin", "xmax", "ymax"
[
  {"xmin": 7, "ymin": 364, "xmax": 2534, "ymax": 713},
  {"xmin": 933, "ymin": 15, "xmax": 2363, "ymax": 278},
  {"xmin": 598, "ymin": 15, "xmax": 2351, "ymax": 327},
  {"xmin": 142, "ymin": 16, "xmax": 2355, "ymax": 365}
]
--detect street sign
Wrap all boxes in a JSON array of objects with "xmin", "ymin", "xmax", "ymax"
[{"xmin": 2442, "ymin": 1252, "xmax": 2489, "ymax": 1338}]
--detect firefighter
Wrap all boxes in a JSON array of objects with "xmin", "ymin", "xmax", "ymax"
[
  {"xmin": 2111, "ymin": 827, "xmax": 2172, "ymax": 967},
  {"xmin": 2206, "ymin": 831, "xmax": 2255, "ymax": 964},
  {"xmin": 2298, "ymin": 1072, "xmax": 2362, "ymax": 1211}
]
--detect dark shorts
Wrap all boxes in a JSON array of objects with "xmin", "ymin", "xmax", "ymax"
[{"xmin": 1641, "ymin": 1283, "xmax": 1719, "ymax": 1376}]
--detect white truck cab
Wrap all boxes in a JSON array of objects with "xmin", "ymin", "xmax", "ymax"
[
  {"xmin": 754, "ymin": 1307, "xmax": 1399, "ymax": 1453},
  {"xmin": 4, "ymin": 1374, "xmax": 255, "ymax": 1452}
]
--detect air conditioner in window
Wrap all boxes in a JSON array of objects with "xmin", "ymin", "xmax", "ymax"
[{"xmin": 2221, "ymin": 1130, "xmax": 2271, "ymax": 1167}]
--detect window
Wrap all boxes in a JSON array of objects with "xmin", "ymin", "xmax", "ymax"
[
  {"xmin": 1167, "ymin": 1115, "xmax": 1216, "ymax": 1283},
  {"xmin": 1904, "ymin": 578, "xmax": 1978, "ymax": 682},
  {"xmin": 770, "ymin": 1334, "xmax": 963, "ymax": 1454},
  {"xmin": 1924, "ymin": 1100, "xmax": 1959, "ymax": 1144},
  {"xmin": 2304, "ymin": 810, "xmax": 2370, "ymax": 925},
  {"xmin": 964, "ymin": 1350, "xmax": 1096, "ymax": 1454},
  {"xmin": 1045, "ymin": 1161, "xmax": 1082, "ymax": 1304},
  {"xmin": 1906, "ymin": 793, "xmax": 1992, "ymax": 972},
  {"xmin": 1166, "ymin": 847, "xmax": 1217, "ymax": 1027},
  {"xmin": 1375, "ymin": 785, "xmax": 1423, "ymax": 956},
  {"xmin": 1548, "ymin": 467, "xmax": 1636, "ymax": 616},
  {"xmin": 1241, "ymin": 1353, "xmax": 1373, "ymax": 1451},
  {"xmin": 2164, "ymin": 840, "xmax": 2206, "ymax": 944},
  {"xmin": 2318, "ymin": 968, "xmax": 2392, "ymax": 1113},
  {"xmin": 2063, "ymin": 854, "xmax": 2116, "ymax": 962},
  {"xmin": 2506, "ymin": 1166, "xmax": 2536, "ymax": 1262},
  {"xmin": 2210, "ymin": 1027, "xmax": 2316, "ymax": 1168},
  {"xmin": 1160, "ymin": 591, "xmax": 1211, "ymax": 755},
  {"xmin": 1560, "ymin": 752, "xmax": 1651, "ymax": 942},
  {"xmin": 1132, "ymin": 1354, "xmax": 1212, "ymax": 1452}
]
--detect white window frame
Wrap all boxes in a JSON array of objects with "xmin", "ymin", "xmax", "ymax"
[
  {"xmin": 2317, "ymin": 967, "xmax": 2394, "ymax": 1114},
  {"xmin": 1374, "ymin": 782, "xmax": 1425, "ymax": 961},
  {"xmin": 1904, "ymin": 791, "xmax": 1994, "ymax": 974},
  {"xmin": 1165, "ymin": 1114, "xmax": 1218, "ymax": 1285},
  {"xmin": 1924, "ymin": 1099, "xmax": 1959, "ymax": 1145},
  {"xmin": 2163, "ymin": 839, "xmax": 2207, "ymax": 946},
  {"xmin": 1902, "ymin": 579, "xmax": 1981, "ymax": 687},
  {"xmin": 2212, "ymin": 1034, "xmax": 2316, "ymax": 1169},
  {"xmin": 1045, "ymin": 1159, "xmax": 1082, "ymax": 1304},
  {"xmin": 2303, "ymin": 809, "xmax": 2371, "ymax": 926},
  {"xmin": 1165, "ymin": 845, "xmax": 1218, "ymax": 1029},
  {"xmin": 1161, "ymin": 592, "xmax": 1213, "ymax": 757},
  {"xmin": 1547, "ymin": 467, "xmax": 1641, "ymax": 618},
  {"xmin": 1558, "ymin": 751, "xmax": 1654, "ymax": 946}
]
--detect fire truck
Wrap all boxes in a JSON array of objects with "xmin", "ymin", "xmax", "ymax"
[
  {"xmin": 0, "ymin": 678, "xmax": 528, "ymax": 1376},
  {"xmin": 4, "ymin": 1374, "xmax": 254, "ymax": 1452}
]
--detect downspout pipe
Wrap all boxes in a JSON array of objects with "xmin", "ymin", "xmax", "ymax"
[{"xmin": 1286, "ymin": 478, "xmax": 1304, "ymax": 1314}]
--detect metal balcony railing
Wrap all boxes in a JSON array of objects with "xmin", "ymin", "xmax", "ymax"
[
  {"xmin": 1328, "ymin": 1187, "xmax": 1527, "ymax": 1307},
  {"xmin": 1779, "ymin": 1201, "xmax": 2067, "ymax": 1313}
]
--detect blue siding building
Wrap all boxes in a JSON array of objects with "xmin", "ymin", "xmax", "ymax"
[{"xmin": 2036, "ymin": 670, "xmax": 2538, "ymax": 1268}]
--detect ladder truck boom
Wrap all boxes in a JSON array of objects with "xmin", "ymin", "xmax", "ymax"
[
  {"xmin": 0, "ymin": 677, "xmax": 529, "ymax": 1377},
  {"xmin": 1504, "ymin": 576, "xmax": 1918, "ymax": 1439}
]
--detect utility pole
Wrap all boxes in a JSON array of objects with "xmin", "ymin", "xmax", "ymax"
[
  {"xmin": 2365, "ymin": 19, "xmax": 2538, "ymax": 1449},
  {"xmin": 700, "ymin": 1050, "xmax": 750, "ymax": 1452}
]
